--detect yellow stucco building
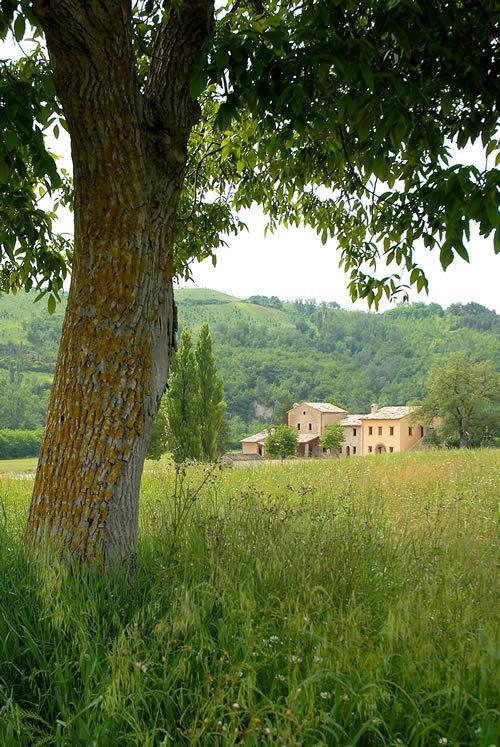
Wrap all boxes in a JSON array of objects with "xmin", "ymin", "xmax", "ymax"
[{"xmin": 361, "ymin": 404, "xmax": 425, "ymax": 455}]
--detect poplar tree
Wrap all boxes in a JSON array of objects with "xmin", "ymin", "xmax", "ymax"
[
  {"xmin": 196, "ymin": 324, "xmax": 226, "ymax": 461},
  {"xmin": 164, "ymin": 329, "xmax": 201, "ymax": 464}
]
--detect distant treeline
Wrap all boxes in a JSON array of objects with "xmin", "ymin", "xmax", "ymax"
[{"xmin": 0, "ymin": 429, "xmax": 43, "ymax": 459}]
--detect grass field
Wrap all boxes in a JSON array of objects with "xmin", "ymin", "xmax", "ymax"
[
  {"xmin": 0, "ymin": 455, "xmax": 174, "ymax": 475},
  {"xmin": 0, "ymin": 451, "xmax": 498, "ymax": 745}
]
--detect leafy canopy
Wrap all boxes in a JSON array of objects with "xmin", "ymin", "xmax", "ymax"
[{"xmin": 1, "ymin": 0, "xmax": 499, "ymax": 308}]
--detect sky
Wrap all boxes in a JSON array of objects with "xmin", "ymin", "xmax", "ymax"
[
  {"xmin": 179, "ymin": 211, "xmax": 499, "ymax": 312},
  {"xmin": 2, "ymin": 36, "xmax": 499, "ymax": 313}
]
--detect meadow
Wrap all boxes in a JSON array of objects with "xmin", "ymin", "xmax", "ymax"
[{"xmin": 0, "ymin": 451, "xmax": 498, "ymax": 745}]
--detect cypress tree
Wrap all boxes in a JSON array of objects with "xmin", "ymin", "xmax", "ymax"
[
  {"xmin": 195, "ymin": 324, "xmax": 227, "ymax": 461},
  {"xmin": 165, "ymin": 328, "xmax": 201, "ymax": 463}
]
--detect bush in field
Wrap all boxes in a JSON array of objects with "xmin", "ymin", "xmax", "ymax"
[
  {"xmin": 0, "ymin": 429, "xmax": 43, "ymax": 459},
  {"xmin": 320, "ymin": 421, "xmax": 345, "ymax": 453},
  {"xmin": 266, "ymin": 425, "xmax": 298, "ymax": 459}
]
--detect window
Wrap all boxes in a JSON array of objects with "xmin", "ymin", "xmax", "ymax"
[
  {"xmin": 339, "ymin": 447, "xmax": 342, "ymax": 453},
  {"xmin": 420, "ymin": 425, "xmax": 424, "ymax": 437},
  {"xmin": 368, "ymin": 446, "xmax": 373, "ymax": 453},
  {"xmin": 353, "ymin": 446, "xmax": 357, "ymax": 455},
  {"xmin": 303, "ymin": 410, "xmax": 306, "ymax": 415},
  {"xmin": 390, "ymin": 426, "xmax": 394, "ymax": 436},
  {"xmin": 309, "ymin": 423, "xmax": 312, "ymax": 431},
  {"xmin": 297, "ymin": 423, "xmax": 300, "ymax": 430},
  {"xmin": 368, "ymin": 426, "xmax": 373, "ymax": 435},
  {"xmin": 353, "ymin": 428, "xmax": 357, "ymax": 436},
  {"xmin": 408, "ymin": 427, "xmax": 413, "ymax": 436},
  {"xmin": 389, "ymin": 447, "xmax": 394, "ymax": 453},
  {"xmin": 378, "ymin": 426, "xmax": 382, "ymax": 435}
]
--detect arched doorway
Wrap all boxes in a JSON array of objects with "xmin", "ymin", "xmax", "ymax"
[
  {"xmin": 375, "ymin": 444, "xmax": 386, "ymax": 454},
  {"xmin": 346, "ymin": 445, "xmax": 350, "ymax": 457}
]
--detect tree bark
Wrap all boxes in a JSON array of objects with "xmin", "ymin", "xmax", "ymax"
[{"xmin": 26, "ymin": 0, "xmax": 214, "ymax": 568}]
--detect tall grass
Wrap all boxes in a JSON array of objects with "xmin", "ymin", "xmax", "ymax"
[{"xmin": 0, "ymin": 451, "xmax": 498, "ymax": 745}]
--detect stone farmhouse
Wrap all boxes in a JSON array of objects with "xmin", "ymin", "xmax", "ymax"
[{"xmin": 240, "ymin": 401, "xmax": 428, "ymax": 458}]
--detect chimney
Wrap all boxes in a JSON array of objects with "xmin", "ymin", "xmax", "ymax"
[{"xmin": 371, "ymin": 403, "xmax": 379, "ymax": 414}]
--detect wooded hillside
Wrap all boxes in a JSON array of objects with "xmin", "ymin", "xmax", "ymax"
[{"xmin": 0, "ymin": 289, "xmax": 498, "ymax": 443}]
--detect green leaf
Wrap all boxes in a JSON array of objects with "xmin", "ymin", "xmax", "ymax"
[
  {"xmin": 439, "ymin": 243, "xmax": 454, "ymax": 270},
  {"xmin": 0, "ymin": 159, "xmax": 9, "ymax": 183},
  {"xmin": 47, "ymin": 295, "xmax": 56, "ymax": 315},
  {"xmin": 14, "ymin": 14, "xmax": 25, "ymax": 43},
  {"xmin": 189, "ymin": 72, "xmax": 207, "ymax": 100},
  {"xmin": 453, "ymin": 242, "xmax": 469, "ymax": 262}
]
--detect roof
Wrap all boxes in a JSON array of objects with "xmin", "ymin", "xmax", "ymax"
[
  {"xmin": 360, "ymin": 406, "xmax": 414, "ymax": 421},
  {"xmin": 297, "ymin": 433, "xmax": 320, "ymax": 443},
  {"xmin": 240, "ymin": 429, "xmax": 269, "ymax": 443},
  {"xmin": 302, "ymin": 402, "xmax": 347, "ymax": 414},
  {"xmin": 340, "ymin": 414, "xmax": 365, "ymax": 427}
]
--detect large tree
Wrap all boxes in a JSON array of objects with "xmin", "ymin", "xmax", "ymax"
[
  {"xmin": 414, "ymin": 353, "xmax": 499, "ymax": 448},
  {"xmin": 0, "ymin": 1, "xmax": 498, "ymax": 565}
]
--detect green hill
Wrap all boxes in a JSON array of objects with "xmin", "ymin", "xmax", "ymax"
[{"xmin": 0, "ymin": 289, "xmax": 498, "ymax": 442}]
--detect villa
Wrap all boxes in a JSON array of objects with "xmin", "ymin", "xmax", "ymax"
[{"xmin": 240, "ymin": 401, "xmax": 428, "ymax": 458}]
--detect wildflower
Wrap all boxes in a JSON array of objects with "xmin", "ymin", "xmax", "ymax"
[
  {"xmin": 438, "ymin": 740, "xmax": 448, "ymax": 745},
  {"xmin": 314, "ymin": 655, "xmax": 323, "ymax": 663},
  {"xmin": 289, "ymin": 655, "xmax": 302, "ymax": 663},
  {"xmin": 269, "ymin": 635, "xmax": 280, "ymax": 643},
  {"xmin": 275, "ymin": 674, "xmax": 286, "ymax": 681},
  {"xmin": 232, "ymin": 703, "xmax": 240, "ymax": 709},
  {"xmin": 134, "ymin": 661, "xmax": 147, "ymax": 673},
  {"xmin": 319, "ymin": 691, "xmax": 330, "ymax": 700}
]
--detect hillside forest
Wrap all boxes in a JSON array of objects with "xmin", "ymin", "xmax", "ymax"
[{"xmin": 0, "ymin": 289, "xmax": 498, "ymax": 452}]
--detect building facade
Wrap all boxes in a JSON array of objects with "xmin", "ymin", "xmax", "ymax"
[
  {"xmin": 338, "ymin": 414, "xmax": 363, "ymax": 457},
  {"xmin": 288, "ymin": 402, "xmax": 347, "ymax": 457},
  {"xmin": 360, "ymin": 404, "xmax": 425, "ymax": 455}
]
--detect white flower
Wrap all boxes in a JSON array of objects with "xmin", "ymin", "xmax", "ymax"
[
  {"xmin": 134, "ymin": 661, "xmax": 147, "ymax": 673},
  {"xmin": 319, "ymin": 691, "xmax": 330, "ymax": 700},
  {"xmin": 438, "ymin": 739, "xmax": 448, "ymax": 745},
  {"xmin": 314, "ymin": 655, "xmax": 323, "ymax": 663},
  {"xmin": 289, "ymin": 655, "xmax": 302, "ymax": 663},
  {"xmin": 232, "ymin": 703, "xmax": 240, "ymax": 709}
]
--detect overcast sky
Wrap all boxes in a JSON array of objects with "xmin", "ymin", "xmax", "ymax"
[
  {"xmin": 179, "ymin": 212, "xmax": 499, "ymax": 312},
  {"xmin": 2, "ymin": 37, "xmax": 499, "ymax": 313}
]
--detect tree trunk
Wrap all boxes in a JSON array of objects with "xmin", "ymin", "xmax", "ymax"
[{"xmin": 26, "ymin": 0, "xmax": 214, "ymax": 568}]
